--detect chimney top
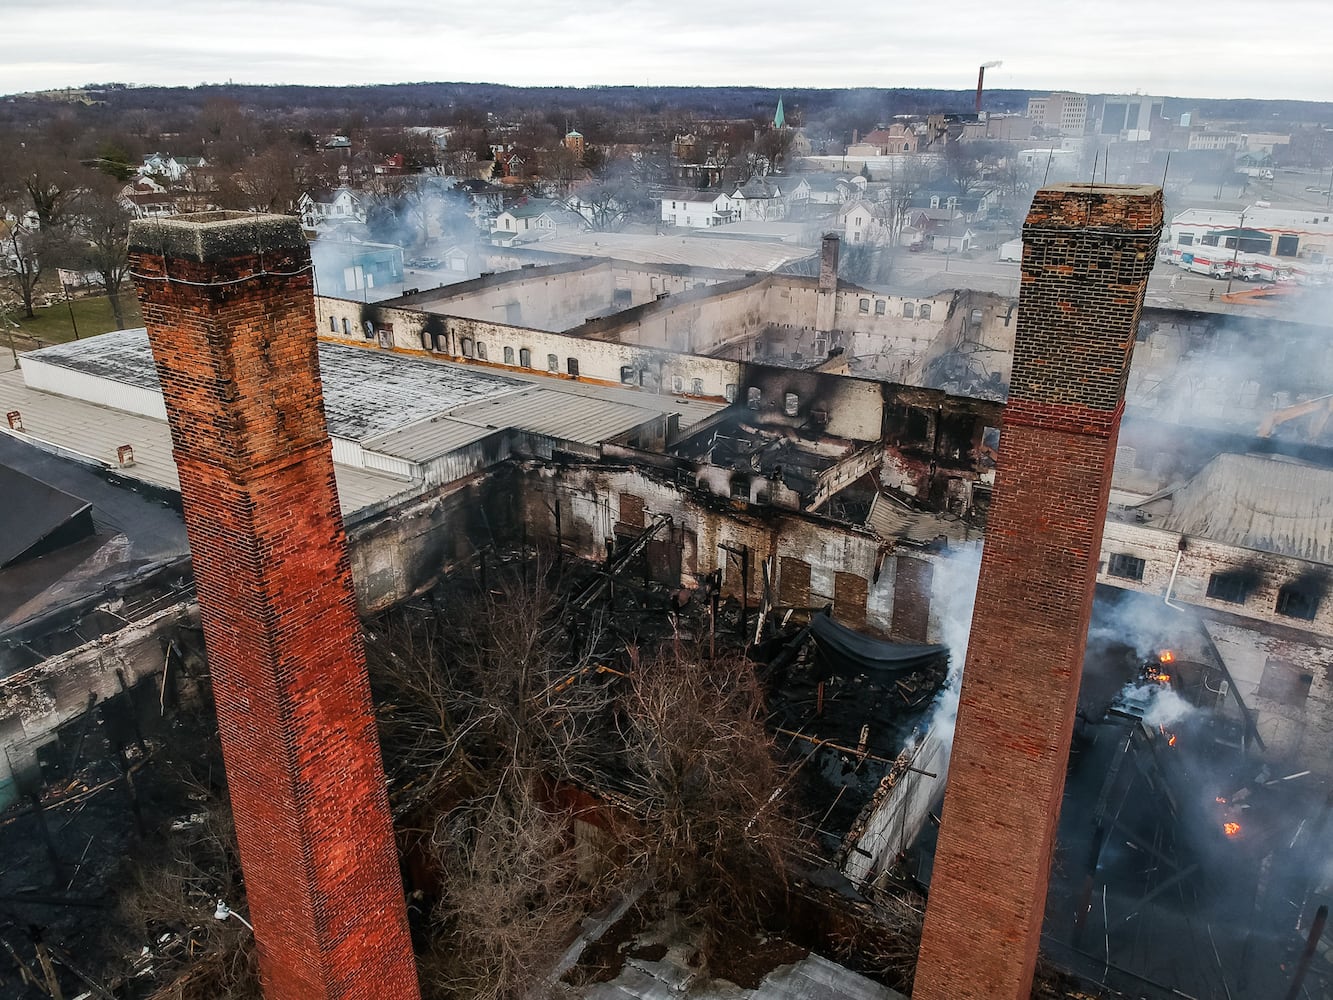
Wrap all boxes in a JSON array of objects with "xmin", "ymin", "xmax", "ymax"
[{"xmin": 128, "ymin": 211, "xmax": 306, "ymax": 263}]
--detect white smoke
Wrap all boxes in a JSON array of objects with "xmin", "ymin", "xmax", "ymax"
[
  {"xmin": 920, "ymin": 543, "xmax": 984, "ymax": 764},
  {"xmin": 1119, "ymin": 681, "xmax": 1194, "ymax": 729}
]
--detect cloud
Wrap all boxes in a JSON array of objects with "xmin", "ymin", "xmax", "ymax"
[{"xmin": 3, "ymin": 0, "xmax": 1329, "ymax": 100}]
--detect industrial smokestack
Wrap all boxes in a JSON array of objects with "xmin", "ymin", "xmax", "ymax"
[
  {"xmin": 976, "ymin": 60, "xmax": 1002, "ymax": 114},
  {"xmin": 128, "ymin": 212, "xmax": 421, "ymax": 1000},
  {"xmin": 815, "ymin": 233, "xmax": 840, "ymax": 333},
  {"xmin": 914, "ymin": 184, "xmax": 1162, "ymax": 1000}
]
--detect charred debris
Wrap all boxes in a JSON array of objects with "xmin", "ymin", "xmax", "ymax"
[{"xmin": 0, "ymin": 537, "xmax": 1097, "ymax": 1000}]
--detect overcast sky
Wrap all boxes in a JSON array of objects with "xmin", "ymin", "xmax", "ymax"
[{"xmin": 4, "ymin": 0, "xmax": 1329, "ymax": 103}]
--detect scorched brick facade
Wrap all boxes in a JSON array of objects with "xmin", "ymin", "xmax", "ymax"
[
  {"xmin": 128, "ymin": 212, "xmax": 420, "ymax": 1000},
  {"xmin": 914, "ymin": 185, "xmax": 1163, "ymax": 1000}
]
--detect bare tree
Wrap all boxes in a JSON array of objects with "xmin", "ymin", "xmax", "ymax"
[
  {"xmin": 616, "ymin": 646, "xmax": 797, "ymax": 950},
  {"xmin": 75, "ymin": 179, "xmax": 134, "ymax": 328},
  {"xmin": 1, "ymin": 217, "xmax": 44, "ymax": 318}
]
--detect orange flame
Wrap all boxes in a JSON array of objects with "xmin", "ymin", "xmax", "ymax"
[
  {"xmin": 1223, "ymin": 822, "xmax": 1241, "ymax": 837},
  {"xmin": 1159, "ymin": 650, "xmax": 1175, "ymax": 664},
  {"xmin": 1216, "ymin": 796, "xmax": 1227, "ymax": 804},
  {"xmin": 1168, "ymin": 734, "xmax": 1177, "ymax": 747}
]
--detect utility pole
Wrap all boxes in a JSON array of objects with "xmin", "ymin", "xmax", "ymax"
[{"xmin": 62, "ymin": 282, "xmax": 80, "ymax": 340}]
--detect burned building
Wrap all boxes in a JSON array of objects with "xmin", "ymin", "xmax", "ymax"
[{"xmin": 2, "ymin": 186, "xmax": 1332, "ymax": 999}]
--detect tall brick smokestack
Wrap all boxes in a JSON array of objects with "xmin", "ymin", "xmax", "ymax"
[
  {"xmin": 128, "ymin": 213, "xmax": 420, "ymax": 1000},
  {"xmin": 815, "ymin": 233, "xmax": 840, "ymax": 331},
  {"xmin": 914, "ymin": 184, "xmax": 1162, "ymax": 1000}
]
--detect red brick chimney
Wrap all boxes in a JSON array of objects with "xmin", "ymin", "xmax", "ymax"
[
  {"xmin": 914, "ymin": 185, "xmax": 1162, "ymax": 1000},
  {"xmin": 129, "ymin": 213, "xmax": 420, "ymax": 1000}
]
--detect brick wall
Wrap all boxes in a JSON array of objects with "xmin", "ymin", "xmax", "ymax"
[
  {"xmin": 914, "ymin": 185, "xmax": 1162, "ymax": 1000},
  {"xmin": 128, "ymin": 213, "xmax": 419, "ymax": 1000}
]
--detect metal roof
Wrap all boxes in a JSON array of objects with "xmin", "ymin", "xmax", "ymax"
[
  {"xmin": 1159, "ymin": 453, "xmax": 1333, "ymax": 563},
  {"xmin": 361, "ymin": 416, "xmax": 500, "ymax": 462},
  {"xmin": 446, "ymin": 386, "xmax": 662, "ymax": 446},
  {"xmin": 22, "ymin": 331, "xmax": 531, "ymax": 443},
  {"xmin": 527, "ymin": 232, "xmax": 817, "ymax": 272}
]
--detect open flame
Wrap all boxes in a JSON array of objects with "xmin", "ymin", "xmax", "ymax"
[
  {"xmin": 1159, "ymin": 725, "xmax": 1177, "ymax": 747},
  {"xmin": 1223, "ymin": 822, "xmax": 1241, "ymax": 838},
  {"xmin": 1158, "ymin": 650, "xmax": 1175, "ymax": 665}
]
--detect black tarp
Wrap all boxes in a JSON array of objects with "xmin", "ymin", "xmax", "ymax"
[
  {"xmin": 0, "ymin": 465, "xmax": 95, "ymax": 568},
  {"xmin": 809, "ymin": 611, "xmax": 947, "ymax": 679}
]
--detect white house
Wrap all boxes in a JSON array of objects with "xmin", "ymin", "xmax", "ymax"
[
  {"xmin": 729, "ymin": 177, "xmax": 785, "ymax": 222},
  {"xmin": 139, "ymin": 153, "xmax": 207, "ymax": 183},
  {"xmin": 299, "ymin": 188, "xmax": 367, "ymax": 230},
  {"xmin": 837, "ymin": 199, "xmax": 879, "ymax": 245},
  {"xmin": 491, "ymin": 199, "xmax": 589, "ymax": 244},
  {"xmin": 659, "ymin": 191, "xmax": 735, "ymax": 229}
]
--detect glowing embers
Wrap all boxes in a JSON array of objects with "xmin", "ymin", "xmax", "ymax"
[{"xmin": 1223, "ymin": 821, "xmax": 1242, "ymax": 838}]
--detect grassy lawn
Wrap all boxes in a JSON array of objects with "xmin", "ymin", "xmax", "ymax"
[{"xmin": 4, "ymin": 294, "xmax": 143, "ymax": 347}]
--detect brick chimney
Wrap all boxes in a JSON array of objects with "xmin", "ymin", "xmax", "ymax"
[
  {"xmin": 129, "ymin": 213, "xmax": 420, "ymax": 1000},
  {"xmin": 815, "ymin": 233, "xmax": 840, "ymax": 331},
  {"xmin": 914, "ymin": 185, "xmax": 1162, "ymax": 1000}
]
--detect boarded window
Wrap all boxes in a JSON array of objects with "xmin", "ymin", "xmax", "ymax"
[
  {"xmin": 919, "ymin": 304, "xmax": 932, "ymax": 320},
  {"xmin": 891, "ymin": 555, "xmax": 933, "ymax": 641},
  {"xmin": 476, "ymin": 341, "xmax": 487, "ymax": 361},
  {"xmin": 461, "ymin": 338, "xmax": 474, "ymax": 358},
  {"xmin": 519, "ymin": 348, "xmax": 532, "ymax": 367},
  {"xmin": 341, "ymin": 318, "xmax": 350, "ymax": 336},
  {"xmin": 567, "ymin": 357, "xmax": 579, "ymax": 377},
  {"xmin": 859, "ymin": 298, "xmax": 870, "ymax": 313},
  {"xmin": 874, "ymin": 299, "xmax": 886, "ymax": 315},
  {"xmin": 504, "ymin": 346, "xmax": 515, "ymax": 364},
  {"xmin": 725, "ymin": 383, "xmax": 737, "ymax": 402},
  {"xmin": 747, "ymin": 387, "xmax": 762, "ymax": 410},
  {"xmin": 903, "ymin": 302, "xmax": 914, "ymax": 318},
  {"xmin": 779, "ymin": 557, "xmax": 812, "ymax": 609},
  {"xmin": 692, "ymin": 378, "xmax": 704, "ymax": 395},
  {"xmin": 547, "ymin": 353, "xmax": 559, "ymax": 371},
  {"xmin": 833, "ymin": 571, "xmax": 868, "ymax": 629},
  {"xmin": 618, "ymin": 493, "xmax": 645, "ymax": 529},
  {"xmin": 784, "ymin": 392, "xmax": 799, "ymax": 416},
  {"xmin": 621, "ymin": 365, "xmax": 636, "ymax": 384},
  {"xmin": 329, "ymin": 316, "xmax": 337, "ymax": 333}
]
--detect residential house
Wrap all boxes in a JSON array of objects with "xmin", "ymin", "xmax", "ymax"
[
  {"xmin": 729, "ymin": 177, "xmax": 785, "ymax": 222},
  {"xmin": 452, "ymin": 178, "xmax": 506, "ymax": 228},
  {"xmin": 908, "ymin": 183, "xmax": 995, "ymax": 222},
  {"xmin": 491, "ymin": 199, "xmax": 589, "ymax": 244},
  {"xmin": 138, "ymin": 153, "xmax": 207, "ymax": 184},
  {"xmin": 658, "ymin": 190, "xmax": 735, "ymax": 229},
  {"xmin": 837, "ymin": 199, "xmax": 880, "ymax": 245},
  {"xmin": 299, "ymin": 187, "xmax": 368, "ymax": 230}
]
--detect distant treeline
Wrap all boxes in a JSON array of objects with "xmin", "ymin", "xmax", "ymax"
[{"xmin": 5, "ymin": 82, "xmax": 1332, "ymax": 134}]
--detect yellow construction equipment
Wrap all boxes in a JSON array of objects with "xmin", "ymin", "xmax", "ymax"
[{"xmin": 1258, "ymin": 395, "xmax": 1333, "ymax": 440}]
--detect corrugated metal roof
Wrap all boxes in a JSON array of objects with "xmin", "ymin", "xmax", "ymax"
[
  {"xmin": 22, "ymin": 330, "xmax": 530, "ymax": 443},
  {"xmin": 446, "ymin": 386, "xmax": 661, "ymax": 446},
  {"xmin": 362, "ymin": 416, "xmax": 499, "ymax": 461},
  {"xmin": 1160, "ymin": 453, "xmax": 1333, "ymax": 562},
  {"xmin": 317, "ymin": 342, "xmax": 525, "ymax": 440}
]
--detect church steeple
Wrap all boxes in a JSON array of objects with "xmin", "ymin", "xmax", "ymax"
[{"xmin": 774, "ymin": 96, "xmax": 786, "ymax": 129}]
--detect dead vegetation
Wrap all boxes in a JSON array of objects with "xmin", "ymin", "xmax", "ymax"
[{"xmin": 365, "ymin": 560, "xmax": 802, "ymax": 1000}]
